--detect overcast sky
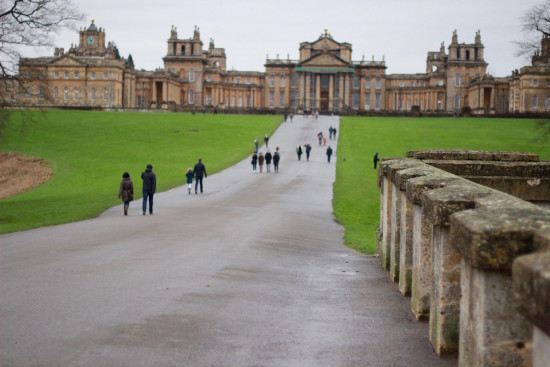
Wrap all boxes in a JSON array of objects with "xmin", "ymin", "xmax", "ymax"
[{"xmin": 25, "ymin": 0, "xmax": 541, "ymax": 76}]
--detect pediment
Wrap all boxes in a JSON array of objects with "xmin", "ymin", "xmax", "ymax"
[
  {"xmin": 301, "ymin": 52, "xmax": 349, "ymax": 67},
  {"xmin": 311, "ymin": 38, "xmax": 340, "ymax": 51},
  {"xmin": 48, "ymin": 56, "xmax": 85, "ymax": 66}
]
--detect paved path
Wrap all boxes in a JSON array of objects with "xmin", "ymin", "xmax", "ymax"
[{"xmin": 0, "ymin": 115, "xmax": 455, "ymax": 366}]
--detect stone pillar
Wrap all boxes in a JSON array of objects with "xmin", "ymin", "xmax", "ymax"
[
  {"xmin": 399, "ymin": 191, "xmax": 414, "ymax": 295},
  {"xmin": 344, "ymin": 74, "xmax": 350, "ymax": 109},
  {"xmin": 453, "ymin": 208, "xmax": 550, "ymax": 367},
  {"xmin": 381, "ymin": 176, "xmax": 393, "ymax": 270},
  {"xmin": 316, "ymin": 74, "xmax": 321, "ymax": 109},
  {"xmin": 339, "ymin": 74, "xmax": 344, "ymax": 109},
  {"xmin": 329, "ymin": 74, "xmax": 334, "ymax": 110},
  {"xmin": 390, "ymin": 183, "xmax": 401, "ymax": 282},
  {"xmin": 305, "ymin": 73, "xmax": 310, "ymax": 108},
  {"xmin": 423, "ymin": 181, "xmax": 494, "ymax": 356}
]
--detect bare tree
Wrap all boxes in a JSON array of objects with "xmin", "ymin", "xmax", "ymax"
[{"xmin": 516, "ymin": 0, "xmax": 550, "ymax": 58}]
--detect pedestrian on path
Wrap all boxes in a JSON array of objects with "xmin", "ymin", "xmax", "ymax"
[
  {"xmin": 326, "ymin": 146, "xmax": 333, "ymax": 163},
  {"xmin": 193, "ymin": 158, "xmax": 207, "ymax": 194},
  {"xmin": 273, "ymin": 151, "xmax": 280, "ymax": 172},
  {"xmin": 374, "ymin": 152, "xmax": 380, "ymax": 169},
  {"xmin": 258, "ymin": 152, "xmax": 265, "ymax": 173},
  {"xmin": 254, "ymin": 138, "xmax": 259, "ymax": 153},
  {"xmin": 290, "ymin": 111, "xmax": 294, "ymax": 122},
  {"xmin": 296, "ymin": 145, "xmax": 303, "ymax": 161},
  {"xmin": 329, "ymin": 126, "xmax": 333, "ymax": 139},
  {"xmin": 333, "ymin": 127, "xmax": 337, "ymax": 138},
  {"xmin": 284, "ymin": 111, "xmax": 288, "ymax": 122},
  {"xmin": 141, "ymin": 164, "xmax": 156, "ymax": 215},
  {"xmin": 305, "ymin": 143, "xmax": 312, "ymax": 161},
  {"xmin": 118, "ymin": 172, "xmax": 134, "ymax": 216},
  {"xmin": 265, "ymin": 150, "xmax": 272, "ymax": 173},
  {"xmin": 264, "ymin": 134, "xmax": 269, "ymax": 149},
  {"xmin": 185, "ymin": 168, "xmax": 193, "ymax": 194},
  {"xmin": 251, "ymin": 152, "xmax": 258, "ymax": 172}
]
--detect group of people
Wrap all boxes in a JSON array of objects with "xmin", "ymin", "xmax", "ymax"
[
  {"xmin": 118, "ymin": 158, "xmax": 208, "ymax": 216},
  {"xmin": 283, "ymin": 111, "xmax": 294, "ymax": 122},
  {"xmin": 296, "ymin": 142, "xmax": 334, "ymax": 163},
  {"xmin": 251, "ymin": 149, "xmax": 280, "ymax": 173}
]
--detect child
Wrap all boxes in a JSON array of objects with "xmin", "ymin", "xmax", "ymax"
[
  {"xmin": 118, "ymin": 172, "xmax": 134, "ymax": 216},
  {"xmin": 186, "ymin": 168, "xmax": 193, "ymax": 194}
]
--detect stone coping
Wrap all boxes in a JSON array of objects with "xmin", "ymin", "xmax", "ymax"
[
  {"xmin": 423, "ymin": 160, "xmax": 550, "ymax": 177},
  {"xmin": 406, "ymin": 150, "xmax": 539, "ymax": 162},
  {"xmin": 513, "ymin": 244, "xmax": 550, "ymax": 335}
]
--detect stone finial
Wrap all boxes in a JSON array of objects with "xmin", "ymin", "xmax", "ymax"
[{"xmin": 452, "ymin": 30, "xmax": 458, "ymax": 44}]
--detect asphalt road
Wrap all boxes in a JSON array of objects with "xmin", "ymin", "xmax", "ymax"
[{"xmin": 0, "ymin": 115, "xmax": 456, "ymax": 367}]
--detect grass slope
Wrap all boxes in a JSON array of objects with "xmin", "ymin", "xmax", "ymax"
[
  {"xmin": 0, "ymin": 110, "xmax": 281, "ymax": 233},
  {"xmin": 334, "ymin": 117, "xmax": 550, "ymax": 254}
]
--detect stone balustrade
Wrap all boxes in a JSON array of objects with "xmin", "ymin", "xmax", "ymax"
[{"xmin": 377, "ymin": 150, "xmax": 550, "ymax": 366}]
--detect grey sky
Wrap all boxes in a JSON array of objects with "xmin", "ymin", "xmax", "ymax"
[{"xmin": 26, "ymin": 0, "xmax": 540, "ymax": 76}]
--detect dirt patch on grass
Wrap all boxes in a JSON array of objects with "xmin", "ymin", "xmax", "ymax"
[{"xmin": 0, "ymin": 152, "xmax": 53, "ymax": 199}]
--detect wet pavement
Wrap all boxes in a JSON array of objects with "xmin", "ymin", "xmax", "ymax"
[{"xmin": 0, "ymin": 115, "xmax": 456, "ymax": 366}]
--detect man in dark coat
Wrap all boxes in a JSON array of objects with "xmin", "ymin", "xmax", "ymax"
[
  {"xmin": 193, "ymin": 158, "xmax": 207, "ymax": 194},
  {"xmin": 374, "ymin": 152, "xmax": 380, "ymax": 169},
  {"xmin": 141, "ymin": 164, "xmax": 156, "ymax": 215},
  {"xmin": 326, "ymin": 146, "xmax": 333, "ymax": 163},
  {"xmin": 265, "ymin": 150, "xmax": 272, "ymax": 173}
]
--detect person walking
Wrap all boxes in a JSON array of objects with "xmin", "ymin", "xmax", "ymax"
[
  {"xmin": 296, "ymin": 145, "xmax": 303, "ymax": 161},
  {"xmin": 333, "ymin": 127, "xmax": 337, "ymax": 138},
  {"xmin": 118, "ymin": 172, "xmax": 134, "ymax": 216},
  {"xmin": 326, "ymin": 146, "xmax": 333, "ymax": 163},
  {"xmin": 251, "ymin": 152, "xmax": 258, "ymax": 172},
  {"xmin": 258, "ymin": 152, "xmax": 265, "ymax": 173},
  {"xmin": 273, "ymin": 151, "xmax": 280, "ymax": 172},
  {"xmin": 329, "ymin": 126, "xmax": 333, "ymax": 139},
  {"xmin": 141, "ymin": 164, "xmax": 156, "ymax": 215},
  {"xmin": 185, "ymin": 168, "xmax": 193, "ymax": 194},
  {"xmin": 193, "ymin": 158, "xmax": 207, "ymax": 194},
  {"xmin": 289, "ymin": 111, "xmax": 294, "ymax": 122},
  {"xmin": 265, "ymin": 150, "xmax": 272, "ymax": 173},
  {"xmin": 284, "ymin": 111, "xmax": 288, "ymax": 122},
  {"xmin": 374, "ymin": 152, "xmax": 380, "ymax": 169},
  {"xmin": 264, "ymin": 134, "xmax": 269, "ymax": 149},
  {"xmin": 254, "ymin": 138, "xmax": 259, "ymax": 153},
  {"xmin": 305, "ymin": 143, "xmax": 312, "ymax": 161}
]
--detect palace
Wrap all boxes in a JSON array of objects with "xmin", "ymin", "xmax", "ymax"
[{"xmin": 7, "ymin": 20, "xmax": 550, "ymax": 114}]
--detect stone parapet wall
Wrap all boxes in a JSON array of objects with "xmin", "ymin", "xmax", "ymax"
[{"xmin": 377, "ymin": 150, "xmax": 550, "ymax": 366}]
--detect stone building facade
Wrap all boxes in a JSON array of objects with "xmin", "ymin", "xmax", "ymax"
[{"xmin": 6, "ymin": 20, "xmax": 550, "ymax": 115}]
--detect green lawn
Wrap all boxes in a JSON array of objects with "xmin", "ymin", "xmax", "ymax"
[
  {"xmin": 0, "ymin": 110, "xmax": 281, "ymax": 233},
  {"xmin": 334, "ymin": 117, "xmax": 550, "ymax": 254}
]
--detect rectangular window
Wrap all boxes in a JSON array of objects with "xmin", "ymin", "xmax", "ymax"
[
  {"xmin": 399, "ymin": 82, "xmax": 404, "ymax": 88},
  {"xmin": 279, "ymin": 91, "xmax": 285, "ymax": 107},
  {"xmin": 280, "ymin": 76, "xmax": 285, "ymax": 88},
  {"xmin": 91, "ymin": 71, "xmax": 95, "ymax": 79},
  {"xmin": 74, "ymin": 71, "xmax": 79, "ymax": 79},
  {"xmin": 54, "ymin": 87, "xmax": 58, "ymax": 100},
  {"xmin": 64, "ymin": 87, "xmax": 69, "ymax": 100},
  {"xmin": 546, "ymin": 80, "xmax": 550, "ymax": 87},
  {"xmin": 375, "ymin": 93, "xmax": 380, "ymax": 110},
  {"xmin": 206, "ymin": 94, "xmax": 212, "ymax": 105},
  {"xmin": 188, "ymin": 90, "xmax": 194, "ymax": 104},
  {"xmin": 236, "ymin": 77, "xmax": 240, "ymax": 85},
  {"xmin": 39, "ymin": 87, "xmax": 44, "ymax": 100},
  {"xmin": 291, "ymin": 74, "xmax": 298, "ymax": 87},
  {"xmin": 365, "ymin": 77, "xmax": 371, "ymax": 89},
  {"xmin": 546, "ymin": 96, "xmax": 550, "ymax": 110},
  {"xmin": 246, "ymin": 95, "xmax": 251, "ymax": 107},
  {"xmin": 103, "ymin": 72, "xmax": 108, "ymax": 79},
  {"xmin": 64, "ymin": 71, "xmax": 69, "ymax": 79},
  {"xmin": 103, "ymin": 88, "xmax": 108, "ymax": 101},
  {"xmin": 230, "ymin": 95, "xmax": 235, "ymax": 107},
  {"xmin": 533, "ymin": 95, "xmax": 538, "ymax": 109},
  {"xmin": 238, "ymin": 96, "xmax": 243, "ymax": 107},
  {"xmin": 407, "ymin": 100, "xmax": 411, "ymax": 110},
  {"xmin": 246, "ymin": 78, "xmax": 251, "ymax": 85},
  {"xmin": 399, "ymin": 99, "xmax": 403, "ymax": 110},
  {"xmin": 269, "ymin": 92, "xmax": 274, "ymax": 107},
  {"xmin": 54, "ymin": 71, "xmax": 59, "ymax": 79},
  {"xmin": 376, "ymin": 76, "xmax": 381, "ymax": 89},
  {"xmin": 74, "ymin": 87, "xmax": 78, "ymax": 100},
  {"xmin": 189, "ymin": 69, "xmax": 195, "ymax": 82},
  {"xmin": 420, "ymin": 81, "xmax": 425, "ymax": 87},
  {"xmin": 91, "ymin": 87, "xmax": 95, "ymax": 101},
  {"xmin": 352, "ymin": 93, "xmax": 359, "ymax": 109},
  {"xmin": 269, "ymin": 76, "xmax": 274, "ymax": 87},
  {"xmin": 365, "ymin": 93, "xmax": 370, "ymax": 110},
  {"xmin": 411, "ymin": 81, "xmax": 416, "ymax": 87},
  {"xmin": 290, "ymin": 92, "xmax": 296, "ymax": 108},
  {"xmin": 438, "ymin": 80, "xmax": 444, "ymax": 86},
  {"xmin": 454, "ymin": 95, "xmax": 461, "ymax": 109},
  {"xmin": 455, "ymin": 74, "xmax": 461, "ymax": 86},
  {"xmin": 353, "ymin": 76, "xmax": 360, "ymax": 89},
  {"xmin": 533, "ymin": 79, "xmax": 538, "ymax": 87}
]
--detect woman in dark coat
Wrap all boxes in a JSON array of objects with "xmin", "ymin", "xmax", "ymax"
[
  {"xmin": 251, "ymin": 152, "xmax": 258, "ymax": 171},
  {"xmin": 273, "ymin": 151, "xmax": 280, "ymax": 172},
  {"xmin": 118, "ymin": 172, "xmax": 134, "ymax": 216},
  {"xmin": 265, "ymin": 150, "xmax": 272, "ymax": 173},
  {"xmin": 296, "ymin": 145, "xmax": 303, "ymax": 161}
]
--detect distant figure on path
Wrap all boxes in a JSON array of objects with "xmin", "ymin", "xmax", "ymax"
[
  {"xmin": 254, "ymin": 138, "xmax": 259, "ymax": 153},
  {"xmin": 141, "ymin": 164, "xmax": 156, "ymax": 215},
  {"xmin": 374, "ymin": 152, "xmax": 380, "ymax": 169},
  {"xmin": 118, "ymin": 172, "xmax": 134, "ymax": 216},
  {"xmin": 264, "ymin": 134, "xmax": 269, "ymax": 149},
  {"xmin": 258, "ymin": 152, "xmax": 265, "ymax": 173},
  {"xmin": 193, "ymin": 158, "xmax": 207, "ymax": 194},
  {"xmin": 289, "ymin": 112, "xmax": 294, "ymax": 122},
  {"xmin": 185, "ymin": 168, "xmax": 193, "ymax": 194},
  {"xmin": 265, "ymin": 150, "xmax": 272, "ymax": 173},
  {"xmin": 326, "ymin": 146, "xmax": 333, "ymax": 163},
  {"xmin": 251, "ymin": 152, "xmax": 258, "ymax": 172},
  {"xmin": 305, "ymin": 143, "xmax": 312, "ymax": 161},
  {"xmin": 284, "ymin": 111, "xmax": 288, "ymax": 122},
  {"xmin": 273, "ymin": 151, "xmax": 280, "ymax": 172},
  {"xmin": 296, "ymin": 145, "xmax": 303, "ymax": 161},
  {"xmin": 333, "ymin": 127, "xmax": 337, "ymax": 138},
  {"xmin": 329, "ymin": 126, "xmax": 333, "ymax": 139}
]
